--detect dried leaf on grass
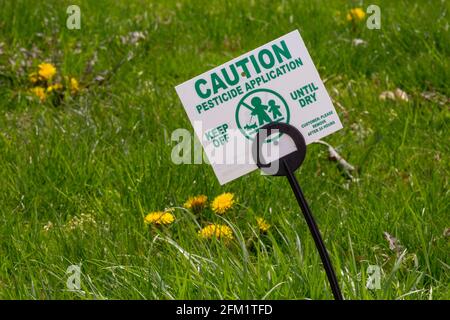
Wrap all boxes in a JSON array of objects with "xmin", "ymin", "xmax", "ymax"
[
  {"xmin": 443, "ymin": 228, "xmax": 450, "ymax": 238},
  {"xmin": 421, "ymin": 91, "xmax": 449, "ymax": 107},
  {"xmin": 314, "ymin": 140, "xmax": 355, "ymax": 179},
  {"xmin": 383, "ymin": 231, "xmax": 405, "ymax": 254},
  {"xmin": 379, "ymin": 88, "xmax": 409, "ymax": 102}
]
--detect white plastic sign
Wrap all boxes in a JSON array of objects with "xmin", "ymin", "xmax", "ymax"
[{"xmin": 175, "ymin": 30, "xmax": 342, "ymax": 184}]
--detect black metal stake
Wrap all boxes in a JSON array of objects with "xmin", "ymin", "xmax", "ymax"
[
  {"xmin": 253, "ymin": 122, "xmax": 343, "ymax": 300},
  {"xmin": 282, "ymin": 159, "xmax": 343, "ymax": 300}
]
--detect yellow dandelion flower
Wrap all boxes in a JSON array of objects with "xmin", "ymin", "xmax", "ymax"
[
  {"xmin": 70, "ymin": 77, "xmax": 79, "ymax": 94},
  {"xmin": 346, "ymin": 8, "xmax": 366, "ymax": 22},
  {"xmin": 29, "ymin": 72, "xmax": 39, "ymax": 84},
  {"xmin": 144, "ymin": 211, "xmax": 175, "ymax": 225},
  {"xmin": 184, "ymin": 195, "xmax": 208, "ymax": 213},
  {"xmin": 256, "ymin": 217, "xmax": 271, "ymax": 233},
  {"xmin": 38, "ymin": 63, "xmax": 56, "ymax": 80},
  {"xmin": 198, "ymin": 224, "xmax": 233, "ymax": 241},
  {"xmin": 31, "ymin": 86, "xmax": 46, "ymax": 101},
  {"xmin": 47, "ymin": 83, "xmax": 63, "ymax": 92},
  {"xmin": 211, "ymin": 192, "xmax": 234, "ymax": 214}
]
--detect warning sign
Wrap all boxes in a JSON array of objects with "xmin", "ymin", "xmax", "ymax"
[{"xmin": 175, "ymin": 30, "xmax": 342, "ymax": 184}]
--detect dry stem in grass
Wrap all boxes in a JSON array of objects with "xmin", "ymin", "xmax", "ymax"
[{"xmin": 314, "ymin": 140, "xmax": 355, "ymax": 179}]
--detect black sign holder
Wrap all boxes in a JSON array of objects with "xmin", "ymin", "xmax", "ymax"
[{"xmin": 252, "ymin": 122, "xmax": 343, "ymax": 300}]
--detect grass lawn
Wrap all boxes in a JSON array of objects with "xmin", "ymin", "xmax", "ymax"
[{"xmin": 0, "ymin": 0, "xmax": 448, "ymax": 299}]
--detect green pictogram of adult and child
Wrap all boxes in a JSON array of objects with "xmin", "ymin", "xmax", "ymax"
[
  {"xmin": 248, "ymin": 96, "xmax": 282, "ymax": 128},
  {"xmin": 236, "ymin": 88, "xmax": 290, "ymax": 140}
]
